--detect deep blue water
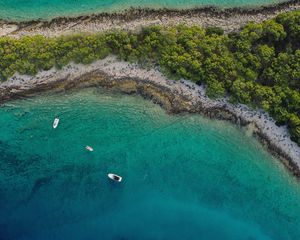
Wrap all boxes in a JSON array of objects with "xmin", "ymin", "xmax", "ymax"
[
  {"xmin": 1, "ymin": 88, "xmax": 300, "ymax": 240},
  {"xmin": 0, "ymin": 0, "xmax": 287, "ymax": 20}
]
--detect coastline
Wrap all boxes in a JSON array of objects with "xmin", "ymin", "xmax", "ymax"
[
  {"xmin": 1, "ymin": 1, "xmax": 300, "ymax": 37},
  {"xmin": 1, "ymin": 56, "xmax": 300, "ymax": 177}
]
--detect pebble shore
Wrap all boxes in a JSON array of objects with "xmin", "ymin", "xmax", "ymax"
[
  {"xmin": 1, "ymin": 56, "xmax": 300, "ymax": 177},
  {"xmin": 0, "ymin": 1, "xmax": 299, "ymax": 37}
]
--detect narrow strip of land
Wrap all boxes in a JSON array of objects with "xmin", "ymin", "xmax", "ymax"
[{"xmin": 0, "ymin": 1, "xmax": 300, "ymax": 37}]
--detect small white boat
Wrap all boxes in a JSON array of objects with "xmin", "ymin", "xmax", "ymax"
[
  {"xmin": 85, "ymin": 146, "xmax": 94, "ymax": 152},
  {"xmin": 108, "ymin": 173, "xmax": 122, "ymax": 182},
  {"xmin": 53, "ymin": 118, "xmax": 59, "ymax": 129}
]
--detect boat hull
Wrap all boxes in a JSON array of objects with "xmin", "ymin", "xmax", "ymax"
[
  {"xmin": 108, "ymin": 173, "xmax": 122, "ymax": 182},
  {"xmin": 53, "ymin": 118, "xmax": 59, "ymax": 129}
]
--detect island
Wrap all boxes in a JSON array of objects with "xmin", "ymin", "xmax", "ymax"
[
  {"xmin": 1, "ymin": 1, "xmax": 300, "ymax": 239},
  {"xmin": 0, "ymin": 4, "xmax": 300, "ymax": 175}
]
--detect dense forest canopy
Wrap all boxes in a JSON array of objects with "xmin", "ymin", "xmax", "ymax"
[{"xmin": 0, "ymin": 10, "xmax": 299, "ymax": 145}]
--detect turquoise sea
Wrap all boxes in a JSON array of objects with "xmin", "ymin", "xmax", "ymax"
[
  {"xmin": 0, "ymin": 0, "xmax": 287, "ymax": 21},
  {"xmin": 1, "ymin": 88, "xmax": 300, "ymax": 239}
]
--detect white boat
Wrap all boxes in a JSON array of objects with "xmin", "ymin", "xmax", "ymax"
[
  {"xmin": 108, "ymin": 173, "xmax": 122, "ymax": 182},
  {"xmin": 85, "ymin": 146, "xmax": 94, "ymax": 152},
  {"xmin": 53, "ymin": 118, "xmax": 59, "ymax": 129}
]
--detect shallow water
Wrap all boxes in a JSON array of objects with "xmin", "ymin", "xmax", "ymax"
[
  {"xmin": 1, "ymin": 88, "xmax": 300, "ymax": 240},
  {"xmin": 0, "ymin": 0, "xmax": 287, "ymax": 21}
]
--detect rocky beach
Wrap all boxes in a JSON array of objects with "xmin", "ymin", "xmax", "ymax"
[
  {"xmin": 1, "ymin": 56, "xmax": 299, "ymax": 177},
  {"xmin": 0, "ymin": 0, "xmax": 300, "ymax": 37},
  {"xmin": 2, "ymin": 1, "xmax": 300, "ymax": 239}
]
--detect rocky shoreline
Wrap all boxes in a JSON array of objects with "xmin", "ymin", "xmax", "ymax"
[
  {"xmin": 1, "ymin": 56, "xmax": 300, "ymax": 178},
  {"xmin": 1, "ymin": 1, "xmax": 299, "ymax": 37}
]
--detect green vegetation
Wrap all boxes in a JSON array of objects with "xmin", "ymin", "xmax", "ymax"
[{"xmin": 0, "ymin": 10, "xmax": 299, "ymax": 145}]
